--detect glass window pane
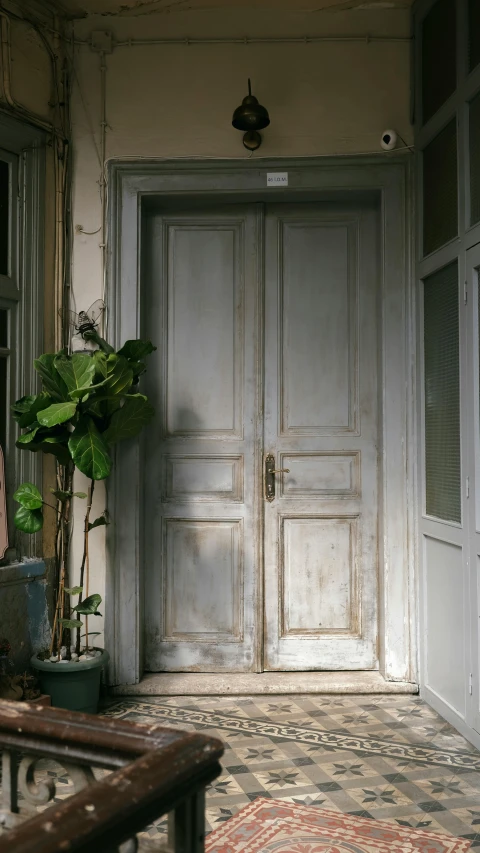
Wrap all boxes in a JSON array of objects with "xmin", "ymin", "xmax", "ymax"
[
  {"xmin": 0, "ymin": 310, "xmax": 8, "ymax": 348},
  {"xmin": 424, "ymin": 262, "xmax": 461, "ymax": 523},
  {"xmin": 0, "ymin": 356, "xmax": 7, "ymax": 453},
  {"xmin": 470, "ymin": 91, "xmax": 480, "ymax": 226},
  {"xmin": 423, "ymin": 119, "xmax": 458, "ymax": 256},
  {"xmin": 422, "ymin": 0, "xmax": 456, "ymax": 124},
  {"xmin": 0, "ymin": 161, "xmax": 9, "ymax": 277},
  {"xmin": 469, "ymin": 0, "xmax": 480, "ymax": 73}
]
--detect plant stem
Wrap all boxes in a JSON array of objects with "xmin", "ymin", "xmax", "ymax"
[
  {"xmin": 50, "ymin": 464, "xmax": 64, "ymax": 658},
  {"xmin": 58, "ymin": 463, "xmax": 74, "ymax": 660},
  {"xmin": 85, "ymin": 502, "xmax": 90, "ymax": 651},
  {"xmin": 75, "ymin": 479, "xmax": 95, "ymax": 655}
]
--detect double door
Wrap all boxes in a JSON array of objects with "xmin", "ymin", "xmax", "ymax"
[{"xmin": 143, "ymin": 199, "xmax": 379, "ymax": 672}]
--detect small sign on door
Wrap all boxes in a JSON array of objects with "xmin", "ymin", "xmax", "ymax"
[{"xmin": 267, "ymin": 172, "xmax": 288, "ymax": 187}]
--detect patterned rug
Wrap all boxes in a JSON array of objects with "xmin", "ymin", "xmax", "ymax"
[{"xmin": 205, "ymin": 798, "xmax": 472, "ymax": 852}]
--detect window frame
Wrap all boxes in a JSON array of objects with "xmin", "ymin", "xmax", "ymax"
[{"xmin": 0, "ymin": 113, "xmax": 45, "ymax": 562}]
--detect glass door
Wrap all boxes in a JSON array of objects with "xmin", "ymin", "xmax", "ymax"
[{"xmin": 466, "ymin": 243, "xmax": 480, "ymax": 734}]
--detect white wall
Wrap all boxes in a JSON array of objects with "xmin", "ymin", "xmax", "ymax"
[{"xmin": 70, "ymin": 7, "xmax": 412, "ymax": 651}]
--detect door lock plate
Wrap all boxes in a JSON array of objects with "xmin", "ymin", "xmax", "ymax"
[{"xmin": 265, "ymin": 454, "xmax": 290, "ymax": 501}]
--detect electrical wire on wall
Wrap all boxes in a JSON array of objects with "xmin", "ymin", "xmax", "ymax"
[
  {"xmin": 69, "ymin": 40, "xmax": 109, "ymax": 341},
  {"xmin": 67, "ymin": 24, "xmax": 414, "ymax": 345},
  {"xmin": 99, "ymin": 50, "xmax": 108, "ymax": 336}
]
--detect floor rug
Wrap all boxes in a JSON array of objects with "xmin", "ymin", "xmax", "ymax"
[{"xmin": 205, "ymin": 798, "xmax": 472, "ymax": 852}]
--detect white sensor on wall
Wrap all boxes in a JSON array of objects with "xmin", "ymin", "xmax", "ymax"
[{"xmin": 380, "ymin": 130, "xmax": 398, "ymax": 151}]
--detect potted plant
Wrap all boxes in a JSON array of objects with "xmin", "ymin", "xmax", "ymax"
[{"xmin": 11, "ymin": 335, "xmax": 155, "ymax": 713}]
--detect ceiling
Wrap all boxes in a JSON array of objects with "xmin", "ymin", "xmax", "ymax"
[{"xmin": 55, "ymin": 0, "xmax": 413, "ymax": 18}]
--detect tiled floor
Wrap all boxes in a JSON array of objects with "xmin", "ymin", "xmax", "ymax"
[
  {"xmin": 100, "ymin": 694, "xmax": 480, "ymax": 847},
  {"xmin": 3, "ymin": 694, "xmax": 480, "ymax": 848}
]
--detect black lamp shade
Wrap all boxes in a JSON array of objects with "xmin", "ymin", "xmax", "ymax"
[{"xmin": 232, "ymin": 80, "xmax": 270, "ymax": 132}]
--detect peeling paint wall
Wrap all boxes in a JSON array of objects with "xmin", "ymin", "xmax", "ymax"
[
  {"xmin": 70, "ymin": 7, "xmax": 412, "ymax": 654},
  {"xmin": 0, "ymin": 562, "xmax": 50, "ymax": 670}
]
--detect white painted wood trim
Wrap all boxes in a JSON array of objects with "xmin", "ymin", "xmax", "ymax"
[{"xmin": 106, "ymin": 156, "xmax": 416, "ymax": 687}]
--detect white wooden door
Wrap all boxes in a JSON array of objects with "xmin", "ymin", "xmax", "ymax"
[
  {"xmin": 263, "ymin": 203, "xmax": 379, "ymax": 670},
  {"xmin": 143, "ymin": 205, "xmax": 261, "ymax": 672},
  {"xmin": 144, "ymin": 200, "xmax": 379, "ymax": 672}
]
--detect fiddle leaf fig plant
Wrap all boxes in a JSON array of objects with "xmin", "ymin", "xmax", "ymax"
[{"xmin": 12, "ymin": 338, "xmax": 155, "ymax": 660}]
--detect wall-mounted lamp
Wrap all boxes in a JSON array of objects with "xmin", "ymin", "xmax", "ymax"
[{"xmin": 232, "ymin": 79, "xmax": 270, "ymax": 151}]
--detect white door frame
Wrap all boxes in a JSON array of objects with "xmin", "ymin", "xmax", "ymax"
[{"xmin": 105, "ymin": 156, "xmax": 416, "ymax": 687}]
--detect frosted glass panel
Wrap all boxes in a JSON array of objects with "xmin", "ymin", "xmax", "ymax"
[
  {"xmin": 423, "ymin": 120, "xmax": 458, "ymax": 256},
  {"xmin": 424, "ymin": 262, "xmax": 461, "ymax": 523},
  {"xmin": 422, "ymin": 0, "xmax": 456, "ymax": 124}
]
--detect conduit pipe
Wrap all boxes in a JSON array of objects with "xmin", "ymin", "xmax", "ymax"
[
  {"xmin": 99, "ymin": 50, "xmax": 107, "ymax": 313},
  {"xmin": 79, "ymin": 34, "xmax": 411, "ymax": 48}
]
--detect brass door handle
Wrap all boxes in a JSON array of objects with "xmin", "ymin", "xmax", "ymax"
[{"xmin": 265, "ymin": 455, "xmax": 289, "ymax": 502}]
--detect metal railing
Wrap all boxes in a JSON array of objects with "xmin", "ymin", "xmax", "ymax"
[{"xmin": 0, "ymin": 699, "xmax": 223, "ymax": 852}]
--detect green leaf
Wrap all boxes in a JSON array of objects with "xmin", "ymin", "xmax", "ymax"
[
  {"xmin": 118, "ymin": 340, "xmax": 156, "ymax": 361},
  {"xmin": 104, "ymin": 394, "xmax": 154, "ymax": 445},
  {"xmin": 14, "ymin": 505, "xmax": 43, "ymax": 533},
  {"xmin": 50, "ymin": 488, "xmax": 86, "ymax": 501},
  {"xmin": 37, "ymin": 401, "xmax": 77, "ymax": 427},
  {"xmin": 127, "ymin": 361, "xmax": 147, "ymax": 382},
  {"xmin": 64, "ymin": 586, "xmax": 83, "ymax": 595},
  {"xmin": 12, "ymin": 392, "xmax": 52, "ymax": 428},
  {"xmin": 54, "ymin": 353, "xmax": 96, "ymax": 396},
  {"xmin": 34, "ymin": 353, "xmax": 69, "ymax": 401},
  {"xmin": 68, "ymin": 417, "xmax": 112, "ymax": 480},
  {"xmin": 88, "ymin": 514, "xmax": 109, "ymax": 531},
  {"xmin": 86, "ymin": 396, "xmax": 122, "ymax": 421},
  {"xmin": 68, "ymin": 381, "xmax": 107, "ymax": 400},
  {"xmin": 105, "ymin": 354, "xmax": 133, "ymax": 396},
  {"xmin": 13, "ymin": 482, "xmax": 43, "ymax": 509},
  {"xmin": 17, "ymin": 425, "xmax": 41, "ymax": 444},
  {"xmin": 59, "ymin": 618, "xmax": 83, "ymax": 629},
  {"xmin": 17, "ymin": 440, "xmax": 71, "ymax": 466},
  {"xmin": 41, "ymin": 427, "xmax": 69, "ymax": 442},
  {"xmin": 93, "ymin": 351, "xmax": 108, "ymax": 379},
  {"xmin": 12, "ymin": 395, "xmax": 38, "ymax": 417},
  {"xmin": 50, "ymin": 489, "xmax": 73, "ymax": 502},
  {"xmin": 74, "ymin": 593, "xmax": 102, "ymax": 616}
]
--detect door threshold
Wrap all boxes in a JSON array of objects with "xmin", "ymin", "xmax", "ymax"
[{"xmin": 111, "ymin": 671, "xmax": 418, "ymax": 696}]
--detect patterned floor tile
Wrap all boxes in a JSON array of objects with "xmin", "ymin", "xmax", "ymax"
[
  {"xmin": 2, "ymin": 692, "xmax": 480, "ymax": 848},
  {"xmin": 98, "ymin": 693, "xmax": 480, "ymax": 844}
]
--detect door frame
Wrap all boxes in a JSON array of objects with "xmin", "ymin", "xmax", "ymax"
[{"xmin": 106, "ymin": 156, "xmax": 416, "ymax": 687}]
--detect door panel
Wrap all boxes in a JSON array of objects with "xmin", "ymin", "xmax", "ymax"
[
  {"xmin": 279, "ymin": 221, "xmax": 357, "ymax": 434},
  {"xmin": 166, "ymin": 224, "xmax": 243, "ymax": 437},
  {"xmin": 144, "ymin": 206, "xmax": 260, "ymax": 672},
  {"xmin": 281, "ymin": 516, "xmax": 358, "ymax": 634},
  {"xmin": 264, "ymin": 204, "xmax": 379, "ymax": 670},
  {"xmin": 163, "ymin": 518, "xmax": 243, "ymax": 641}
]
